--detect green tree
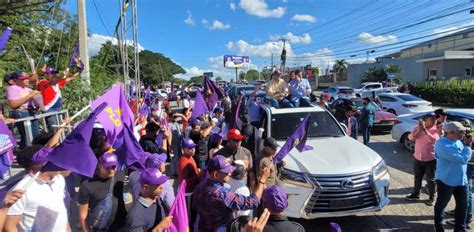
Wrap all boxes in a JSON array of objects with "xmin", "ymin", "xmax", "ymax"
[
  {"xmin": 361, "ymin": 67, "xmax": 387, "ymax": 83},
  {"xmin": 245, "ymin": 69, "xmax": 260, "ymax": 81},
  {"xmin": 215, "ymin": 76, "xmax": 223, "ymax": 81},
  {"xmin": 333, "ymin": 59, "xmax": 348, "ymax": 74},
  {"xmin": 139, "ymin": 50, "xmax": 185, "ymax": 85},
  {"xmin": 188, "ymin": 75, "xmax": 203, "ymax": 84}
]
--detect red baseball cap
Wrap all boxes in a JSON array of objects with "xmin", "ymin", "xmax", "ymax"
[{"xmin": 227, "ymin": 129, "xmax": 244, "ymax": 140}]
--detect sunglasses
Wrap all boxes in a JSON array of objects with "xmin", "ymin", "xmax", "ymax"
[{"xmin": 105, "ymin": 165, "xmax": 117, "ymax": 170}]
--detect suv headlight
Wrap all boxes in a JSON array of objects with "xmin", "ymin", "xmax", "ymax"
[
  {"xmin": 373, "ymin": 160, "xmax": 389, "ymax": 180},
  {"xmin": 280, "ymin": 168, "xmax": 312, "ymax": 188}
]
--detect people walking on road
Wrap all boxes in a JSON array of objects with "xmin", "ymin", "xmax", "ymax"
[
  {"xmin": 359, "ymin": 97, "xmax": 376, "ymax": 145},
  {"xmin": 405, "ymin": 113, "xmax": 441, "ymax": 206},
  {"xmin": 265, "ymin": 70, "xmax": 293, "ymax": 109},
  {"xmin": 288, "ymin": 70, "xmax": 312, "ymax": 107},
  {"xmin": 433, "ymin": 122, "xmax": 472, "ymax": 232}
]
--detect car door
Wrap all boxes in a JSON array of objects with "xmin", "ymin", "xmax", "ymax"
[{"xmin": 378, "ymin": 96, "xmax": 398, "ymax": 112}]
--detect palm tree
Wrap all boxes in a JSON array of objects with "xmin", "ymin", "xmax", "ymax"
[{"xmin": 333, "ymin": 59, "xmax": 349, "ymax": 74}]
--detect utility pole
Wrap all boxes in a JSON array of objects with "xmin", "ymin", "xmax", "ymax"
[
  {"xmin": 279, "ymin": 38, "xmax": 290, "ymax": 72},
  {"xmin": 77, "ymin": 0, "xmax": 90, "ymax": 85},
  {"xmin": 271, "ymin": 53, "xmax": 274, "ymax": 71}
]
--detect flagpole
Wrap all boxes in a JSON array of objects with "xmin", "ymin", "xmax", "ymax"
[{"xmin": 58, "ymin": 104, "xmax": 91, "ymax": 127}]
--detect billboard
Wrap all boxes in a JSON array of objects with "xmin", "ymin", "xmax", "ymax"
[{"xmin": 223, "ymin": 55, "xmax": 250, "ymax": 68}]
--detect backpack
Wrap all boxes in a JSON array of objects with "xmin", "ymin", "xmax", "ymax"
[{"xmin": 88, "ymin": 177, "xmax": 115, "ymax": 230}]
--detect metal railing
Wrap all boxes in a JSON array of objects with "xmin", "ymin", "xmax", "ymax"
[{"xmin": 7, "ymin": 109, "xmax": 70, "ymax": 147}]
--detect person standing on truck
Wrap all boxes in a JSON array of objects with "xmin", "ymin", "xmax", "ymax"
[
  {"xmin": 359, "ymin": 97, "xmax": 376, "ymax": 145},
  {"xmin": 405, "ymin": 113, "xmax": 441, "ymax": 206},
  {"xmin": 288, "ymin": 70, "xmax": 312, "ymax": 107},
  {"xmin": 265, "ymin": 70, "xmax": 293, "ymax": 109}
]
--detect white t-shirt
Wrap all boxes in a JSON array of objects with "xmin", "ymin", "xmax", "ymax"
[
  {"xmin": 8, "ymin": 174, "xmax": 70, "ymax": 232},
  {"xmin": 227, "ymin": 178, "xmax": 252, "ymax": 218}
]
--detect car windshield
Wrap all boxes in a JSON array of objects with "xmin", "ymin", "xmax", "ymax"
[
  {"xmin": 271, "ymin": 111, "xmax": 345, "ymax": 140},
  {"xmin": 338, "ymin": 88, "xmax": 354, "ymax": 94},
  {"xmin": 237, "ymin": 86, "xmax": 256, "ymax": 93},
  {"xmin": 396, "ymin": 94, "xmax": 422, "ymax": 101},
  {"xmin": 357, "ymin": 84, "xmax": 366, "ymax": 89}
]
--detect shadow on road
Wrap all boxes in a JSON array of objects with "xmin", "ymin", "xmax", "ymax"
[{"xmin": 368, "ymin": 141, "xmax": 414, "ymax": 176}]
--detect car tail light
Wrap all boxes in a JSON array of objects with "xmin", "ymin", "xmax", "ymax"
[
  {"xmin": 394, "ymin": 119, "xmax": 402, "ymax": 124},
  {"xmin": 402, "ymin": 104, "xmax": 417, "ymax": 108}
]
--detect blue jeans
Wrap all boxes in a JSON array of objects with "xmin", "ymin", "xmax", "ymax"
[
  {"xmin": 291, "ymin": 97, "xmax": 312, "ymax": 107},
  {"xmin": 44, "ymin": 100, "xmax": 62, "ymax": 132},
  {"xmin": 466, "ymin": 179, "xmax": 473, "ymax": 224},
  {"xmin": 10, "ymin": 110, "xmax": 39, "ymax": 148},
  {"xmin": 434, "ymin": 180, "xmax": 469, "ymax": 231},
  {"xmin": 269, "ymin": 98, "xmax": 294, "ymax": 109},
  {"xmin": 360, "ymin": 124, "xmax": 372, "ymax": 145}
]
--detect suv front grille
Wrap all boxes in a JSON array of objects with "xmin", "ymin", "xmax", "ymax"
[{"xmin": 305, "ymin": 171, "xmax": 379, "ymax": 213}]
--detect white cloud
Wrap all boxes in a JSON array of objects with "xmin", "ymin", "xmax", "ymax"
[
  {"xmin": 291, "ymin": 14, "xmax": 316, "ymax": 23},
  {"xmin": 432, "ymin": 22, "xmax": 474, "ymax": 37},
  {"xmin": 358, "ymin": 32, "xmax": 397, "ymax": 44},
  {"xmin": 227, "ymin": 39, "xmax": 294, "ymax": 58},
  {"xmin": 288, "ymin": 48, "xmax": 336, "ymax": 72},
  {"xmin": 174, "ymin": 56, "xmax": 249, "ymax": 81},
  {"xmin": 184, "ymin": 10, "xmax": 195, "ymax": 25},
  {"xmin": 269, "ymin": 32, "xmax": 311, "ymax": 44},
  {"xmin": 88, "ymin": 33, "xmax": 144, "ymax": 57},
  {"xmin": 230, "ymin": 3, "xmax": 237, "ymax": 11},
  {"xmin": 239, "ymin": 0, "xmax": 286, "ymax": 18},
  {"xmin": 202, "ymin": 19, "xmax": 209, "ymax": 25},
  {"xmin": 209, "ymin": 20, "xmax": 231, "ymax": 30}
]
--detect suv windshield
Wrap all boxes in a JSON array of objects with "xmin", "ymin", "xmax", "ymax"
[{"xmin": 271, "ymin": 112, "xmax": 345, "ymax": 140}]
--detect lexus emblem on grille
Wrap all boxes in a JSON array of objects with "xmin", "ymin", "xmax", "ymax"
[{"xmin": 341, "ymin": 179, "xmax": 354, "ymax": 189}]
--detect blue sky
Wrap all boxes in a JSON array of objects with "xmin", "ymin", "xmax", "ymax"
[{"xmin": 65, "ymin": 0, "xmax": 474, "ymax": 80}]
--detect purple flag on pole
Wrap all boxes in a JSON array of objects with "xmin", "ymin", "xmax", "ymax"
[
  {"xmin": 138, "ymin": 102, "xmax": 148, "ymax": 117},
  {"xmin": 232, "ymin": 95, "xmax": 243, "ymax": 129},
  {"xmin": 0, "ymin": 27, "xmax": 12, "ymax": 51},
  {"xmin": 114, "ymin": 124, "xmax": 145, "ymax": 171},
  {"xmin": 43, "ymin": 103, "xmax": 107, "ymax": 177},
  {"xmin": 155, "ymin": 130, "xmax": 164, "ymax": 151},
  {"xmin": 91, "ymin": 84, "xmax": 135, "ymax": 144},
  {"xmin": 191, "ymin": 91, "xmax": 208, "ymax": 120},
  {"xmin": 165, "ymin": 180, "xmax": 189, "ymax": 232},
  {"xmin": 203, "ymin": 75, "xmax": 223, "ymax": 111},
  {"xmin": 69, "ymin": 42, "xmax": 84, "ymax": 72},
  {"xmin": 274, "ymin": 113, "xmax": 313, "ymax": 163}
]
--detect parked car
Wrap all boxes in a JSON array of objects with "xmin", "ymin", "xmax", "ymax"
[
  {"xmin": 254, "ymin": 104, "xmax": 390, "ymax": 219},
  {"xmin": 330, "ymin": 98, "xmax": 397, "ymax": 131},
  {"xmin": 226, "ymin": 84, "xmax": 256, "ymax": 102},
  {"xmin": 323, "ymin": 86, "xmax": 355, "ymax": 101},
  {"xmin": 391, "ymin": 109, "xmax": 474, "ymax": 151},
  {"xmin": 354, "ymin": 82, "xmax": 396, "ymax": 98},
  {"xmin": 377, "ymin": 93, "xmax": 432, "ymax": 115}
]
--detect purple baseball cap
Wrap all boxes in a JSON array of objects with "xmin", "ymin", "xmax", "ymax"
[
  {"xmin": 99, "ymin": 153, "xmax": 118, "ymax": 168},
  {"xmin": 32, "ymin": 147, "xmax": 53, "ymax": 165},
  {"xmin": 207, "ymin": 155, "xmax": 236, "ymax": 174},
  {"xmin": 210, "ymin": 133, "xmax": 223, "ymax": 143},
  {"xmin": 44, "ymin": 67, "xmax": 59, "ymax": 75},
  {"xmin": 139, "ymin": 152, "xmax": 151, "ymax": 165},
  {"xmin": 145, "ymin": 153, "xmax": 167, "ymax": 168},
  {"xmin": 263, "ymin": 185, "xmax": 288, "ymax": 213},
  {"xmin": 182, "ymin": 138, "xmax": 197, "ymax": 149},
  {"xmin": 139, "ymin": 168, "xmax": 169, "ymax": 186}
]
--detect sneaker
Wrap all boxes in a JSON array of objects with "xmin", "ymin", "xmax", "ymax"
[
  {"xmin": 425, "ymin": 198, "xmax": 434, "ymax": 206},
  {"xmin": 445, "ymin": 210, "xmax": 455, "ymax": 216},
  {"xmin": 405, "ymin": 193, "xmax": 420, "ymax": 200}
]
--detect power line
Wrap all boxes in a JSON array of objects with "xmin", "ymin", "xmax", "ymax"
[{"xmin": 92, "ymin": 0, "xmax": 113, "ymax": 36}]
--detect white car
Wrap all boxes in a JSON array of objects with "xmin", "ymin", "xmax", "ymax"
[
  {"xmin": 378, "ymin": 93, "xmax": 432, "ymax": 115},
  {"xmin": 255, "ymin": 105, "xmax": 390, "ymax": 219},
  {"xmin": 391, "ymin": 109, "xmax": 474, "ymax": 151},
  {"xmin": 323, "ymin": 86, "xmax": 355, "ymax": 101},
  {"xmin": 354, "ymin": 82, "xmax": 395, "ymax": 98}
]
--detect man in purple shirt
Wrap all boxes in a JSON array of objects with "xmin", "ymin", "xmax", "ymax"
[{"xmin": 193, "ymin": 155, "xmax": 270, "ymax": 232}]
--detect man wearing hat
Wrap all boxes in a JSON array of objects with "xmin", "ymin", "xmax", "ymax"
[
  {"xmin": 129, "ymin": 153, "xmax": 175, "ymax": 208},
  {"xmin": 193, "ymin": 155, "xmax": 271, "ymax": 231},
  {"xmin": 37, "ymin": 66, "xmax": 80, "ymax": 131},
  {"xmin": 265, "ymin": 70, "xmax": 293, "ymax": 109},
  {"xmin": 78, "ymin": 153, "xmax": 127, "ymax": 231},
  {"xmin": 177, "ymin": 138, "xmax": 204, "ymax": 194},
  {"xmin": 5, "ymin": 71, "xmax": 41, "ymax": 148},
  {"xmin": 126, "ymin": 168, "xmax": 173, "ymax": 232},
  {"xmin": 256, "ymin": 137, "xmax": 282, "ymax": 187},
  {"xmin": 434, "ymin": 122, "xmax": 473, "ymax": 232},
  {"xmin": 262, "ymin": 185, "xmax": 305, "ymax": 231},
  {"xmin": 215, "ymin": 128, "xmax": 255, "ymax": 187},
  {"xmin": 405, "ymin": 113, "xmax": 442, "ymax": 206}
]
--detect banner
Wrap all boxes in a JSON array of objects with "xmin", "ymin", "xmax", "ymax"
[{"xmin": 223, "ymin": 55, "xmax": 250, "ymax": 68}]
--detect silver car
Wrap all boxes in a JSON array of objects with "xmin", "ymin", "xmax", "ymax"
[{"xmin": 323, "ymin": 86, "xmax": 355, "ymax": 101}]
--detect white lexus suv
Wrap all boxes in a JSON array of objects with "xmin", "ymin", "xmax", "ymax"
[{"xmin": 255, "ymin": 104, "xmax": 390, "ymax": 219}]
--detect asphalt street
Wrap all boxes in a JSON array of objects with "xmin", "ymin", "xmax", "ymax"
[{"xmin": 292, "ymin": 131, "xmax": 457, "ymax": 232}]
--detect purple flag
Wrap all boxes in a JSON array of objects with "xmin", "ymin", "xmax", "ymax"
[
  {"xmin": 165, "ymin": 180, "xmax": 189, "ymax": 232},
  {"xmin": 0, "ymin": 27, "xmax": 12, "ymax": 51},
  {"xmin": 0, "ymin": 120, "xmax": 16, "ymax": 152},
  {"xmin": 330, "ymin": 222, "xmax": 342, "ymax": 232},
  {"xmin": 274, "ymin": 113, "xmax": 313, "ymax": 163},
  {"xmin": 155, "ymin": 130, "xmax": 164, "ymax": 151},
  {"xmin": 144, "ymin": 86, "xmax": 151, "ymax": 105},
  {"xmin": 91, "ymin": 84, "xmax": 135, "ymax": 144},
  {"xmin": 191, "ymin": 91, "xmax": 208, "ymax": 120},
  {"xmin": 69, "ymin": 42, "xmax": 84, "ymax": 72},
  {"xmin": 114, "ymin": 124, "xmax": 145, "ymax": 171},
  {"xmin": 203, "ymin": 75, "xmax": 223, "ymax": 111},
  {"xmin": 43, "ymin": 103, "xmax": 107, "ymax": 177},
  {"xmin": 232, "ymin": 95, "xmax": 243, "ymax": 129},
  {"xmin": 138, "ymin": 102, "xmax": 148, "ymax": 117}
]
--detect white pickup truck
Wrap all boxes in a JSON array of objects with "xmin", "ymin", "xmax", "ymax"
[
  {"xmin": 354, "ymin": 82, "xmax": 397, "ymax": 98},
  {"xmin": 254, "ymin": 104, "xmax": 390, "ymax": 219}
]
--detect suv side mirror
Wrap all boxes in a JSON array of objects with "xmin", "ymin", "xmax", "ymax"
[{"xmin": 340, "ymin": 123, "xmax": 348, "ymax": 133}]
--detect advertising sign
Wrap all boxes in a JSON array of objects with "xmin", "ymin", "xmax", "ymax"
[{"xmin": 223, "ymin": 55, "xmax": 250, "ymax": 68}]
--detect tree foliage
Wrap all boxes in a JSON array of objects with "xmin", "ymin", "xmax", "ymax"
[
  {"xmin": 245, "ymin": 69, "xmax": 260, "ymax": 81},
  {"xmin": 333, "ymin": 59, "xmax": 348, "ymax": 74},
  {"xmin": 361, "ymin": 67, "xmax": 387, "ymax": 83}
]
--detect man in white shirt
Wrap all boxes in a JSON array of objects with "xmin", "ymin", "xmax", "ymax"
[{"xmin": 5, "ymin": 171, "xmax": 70, "ymax": 232}]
